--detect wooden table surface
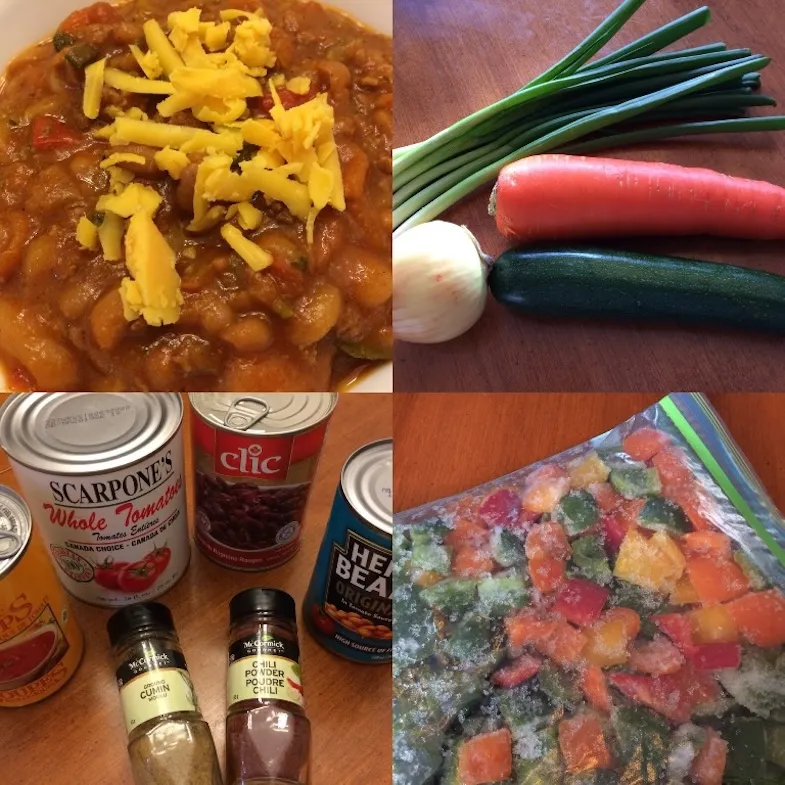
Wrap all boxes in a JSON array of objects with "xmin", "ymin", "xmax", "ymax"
[
  {"xmin": 394, "ymin": 0, "xmax": 785, "ymax": 392},
  {"xmin": 393, "ymin": 393, "xmax": 785, "ymax": 516},
  {"xmin": 0, "ymin": 393, "xmax": 393, "ymax": 785}
]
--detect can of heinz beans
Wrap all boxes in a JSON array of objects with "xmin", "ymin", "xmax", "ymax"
[
  {"xmin": 303, "ymin": 439, "xmax": 392, "ymax": 663},
  {"xmin": 0, "ymin": 394, "xmax": 189, "ymax": 608},
  {"xmin": 0, "ymin": 486, "xmax": 84, "ymax": 706},
  {"xmin": 189, "ymin": 394, "xmax": 338, "ymax": 571}
]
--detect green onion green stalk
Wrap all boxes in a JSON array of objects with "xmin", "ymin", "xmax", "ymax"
[{"xmin": 393, "ymin": 0, "xmax": 785, "ymax": 236}]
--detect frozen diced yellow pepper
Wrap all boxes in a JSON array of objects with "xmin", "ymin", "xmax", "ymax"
[
  {"xmin": 671, "ymin": 575, "xmax": 701, "ymax": 605},
  {"xmin": 569, "ymin": 453, "xmax": 610, "ymax": 488},
  {"xmin": 583, "ymin": 617, "xmax": 631, "ymax": 668},
  {"xmin": 689, "ymin": 605, "xmax": 738, "ymax": 643},
  {"xmin": 614, "ymin": 529, "xmax": 685, "ymax": 594}
]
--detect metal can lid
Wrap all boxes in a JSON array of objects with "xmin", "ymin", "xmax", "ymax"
[
  {"xmin": 341, "ymin": 439, "xmax": 393, "ymax": 535},
  {"xmin": 189, "ymin": 393, "xmax": 338, "ymax": 436},
  {"xmin": 0, "ymin": 486, "xmax": 31, "ymax": 579},
  {"xmin": 0, "ymin": 394, "xmax": 183, "ymax": 475}
]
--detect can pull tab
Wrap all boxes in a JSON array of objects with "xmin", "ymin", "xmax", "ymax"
[
  {"xmin": 224, "ymin": 398, "xmax": 270, "ymax": 431},
  {"xmin": 0, "ymin": 527, "xmax": 22, "ymax": 561}
]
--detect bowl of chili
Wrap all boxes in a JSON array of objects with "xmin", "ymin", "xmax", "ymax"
[{"xmin": 0, "ymin": 0, "xmax": 392, "ymax": 392}]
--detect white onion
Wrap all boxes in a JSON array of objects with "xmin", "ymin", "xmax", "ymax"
[{"xmin": 393, "ymin": 221, "xmax": 491, "ymax": 344}]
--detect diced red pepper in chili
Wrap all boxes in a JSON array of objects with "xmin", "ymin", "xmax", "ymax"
[
  {"xmin": 491, "ymin": 654, "xmax": 541, "ymax": 688},
  {"xmin": 258, "ymin": 87, "xmax": 319, "ymax": 114},
  {"xmin": 653, "ymin": 613, "xmax": 697, "ymax": 655},
  {"xmin": 479, "ymin": 488, "xmax": 522, "ymax": 529},
  {"xmin": 552, "ymin": 579, "xmax": 610, "ymax": 627},
  {"xmin": 32, "ymin": 116, "xmax": 83, "ymax": 151},
  {"xmin": 600, "ymin": 512, "xmax": 629, "ymax": 554},
  {"xmin": 60, "ymin": 1, "xmax": 120, "ymax": 33},
  {"xmin": 688, "ymin": 642, "xmax": 742, "ymax": 671},
  {"xmin": 691, "ymin": 728, "xmax": 728, "ymax": 785}
]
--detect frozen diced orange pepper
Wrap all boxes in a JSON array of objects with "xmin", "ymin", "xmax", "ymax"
[
  {"xmin": 726, "ymin": 590, "xmax": 785, "ymax": 647},
  {"xmin": 452, "ymin": 545, "xmax": 494, "ymax": 577},
  {"xmin": 458, "ymin": 729, "xmax": 513, "ymax": 785},
  {"xmin": 444, "ymin": 515, "xmax": 489, "ymax": 551},
  {"xmin": 529, "ymin": 554, "xmax": 566, "ymax": 594},
  {"xmin": 689, "ymin": 605, "xmax": 738, "ymax": 644},
  {"xmin": 604, "ymin": 606, "xmax": 642, "ymax": 638},
  {"xmin": 670, "ymin": 574, "xmax": 701, "ymax": 605},
  {"xmin": 559, "ymin": 713, "xmax": 612, "ymax": 774},
  {"xmin": 588, "ymin": 482, "xmax": 623, "ymax": 512},
  {"xmin": 623, "ymin": 427, "xmax": 671, "ymax": 461},
  {"xmin": 505, "ymin": 609, "xmax": 558, "ymax": 651},
  {"xmin": 580, "ymin": 664, "xmax": 612, "ymax": 714},
  {"xmin": 686, "ymin": 556, "xmax": 749, "ymax": 604},
  {"xmin": 666, "ymin": 485, "xmax": 716, "ymax": 532},
  {"xmin": 652, "ymin": 447, "xmax": 694, "ymax": 488},
  {"xmin": 522, "ymin": 466, "xmax": 570, "ymax": 514},
  {"xmin": 526, "ymin": 521, "xmax": 571, "ymax": 561},
  {"xmin": 682, "ymin": 531, "xmax": 732, "ymax": 561},
  {"xmin": 541, "ymin": 621, "xmax": 587, "ymax": 668}
]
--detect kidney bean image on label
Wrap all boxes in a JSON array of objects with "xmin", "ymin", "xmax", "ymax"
[
  {"xmin": 304, "ymin": 439, "xmax": 393, "ymax": 663},
  {"xmin": 189, "ymin": 394, "xmax": 337, "ymax": 571},
  {"xmin": 0, "ymin": 394, "xmax": 189, "ymax": 608}
]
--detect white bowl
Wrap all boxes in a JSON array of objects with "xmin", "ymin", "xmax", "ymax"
[{"xmin": 0, "ymin": 0, "xmax": 392, "ymax": 393}]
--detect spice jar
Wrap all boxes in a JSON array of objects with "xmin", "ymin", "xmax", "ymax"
[
  {"xmin": 226, "ymin": 588, "xmax": 310, "ymax": 785},
  {"xmin": 107, "ymin": 602, "xmax": 224, "ymax": 785}
]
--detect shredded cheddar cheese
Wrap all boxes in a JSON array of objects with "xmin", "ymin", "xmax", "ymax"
[{"xmin": 78, "ymin": 6, "xmax": 348, "ymax": 327}]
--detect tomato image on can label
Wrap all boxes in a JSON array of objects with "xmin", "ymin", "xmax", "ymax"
[{"xmin": 0, "ymin": 394, "xmax": 190, "ymax": 608}]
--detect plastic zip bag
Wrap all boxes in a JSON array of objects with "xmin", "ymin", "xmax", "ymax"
[{"xmin": 393, "ymin": 393, "xmax": 785, "ymax": 785}]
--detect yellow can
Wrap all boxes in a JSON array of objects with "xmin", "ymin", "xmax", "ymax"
[{"xmin": 0, "ymin": 486, "xmax": 84, "ymax": 707}]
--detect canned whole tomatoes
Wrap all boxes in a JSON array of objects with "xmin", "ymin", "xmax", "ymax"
[
  {"xmin": 0, "ymin": 486, "xmax": 84, "ymax": 706},
  {"xmin": 190, "ymin": 394, "xmax": 337, "ymax": 571},
  {"xmin": 304, "ymin": 439, "xmax": 392, "ymax": 663},
  {"xmin": 0, "ymin": 394, "xmax": 189, "ymax": 608}
]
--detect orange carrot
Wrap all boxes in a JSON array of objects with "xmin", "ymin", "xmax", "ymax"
[{"xmin": 493, "ymin": 155, "xmax": 785, "ymax": 243}]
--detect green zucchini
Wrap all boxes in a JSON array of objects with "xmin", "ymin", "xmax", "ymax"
[{"xmin": 488, "ymin": 246, "xmax": 785, "ymax": 333}]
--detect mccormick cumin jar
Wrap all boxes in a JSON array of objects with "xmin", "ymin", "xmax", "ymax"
[
  {"xmin": 304, "ymin": 439, "xmax": 393, "ymax": 663},
  {"xmin": 0, "ymin": 485, "xmax": 84, "ymax": 707},
  {"xmin": 0, "ymin": 394, "xmax": 189, "ymax": 608},
  {"xmin": 189, "ymin": 394, "xmax": 337, "ymax": 571}
]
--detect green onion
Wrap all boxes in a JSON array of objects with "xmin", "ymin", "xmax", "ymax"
[
  {"xmin": 393, "ymin": 0, "xmax": 785, "ymax": 235},
  {"xmin": 53, "ymin": 31, "xmax": 76, "ymax": 52}
]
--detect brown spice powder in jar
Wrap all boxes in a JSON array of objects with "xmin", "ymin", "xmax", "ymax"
[
  {"xmin": 107, "ymin": 603, "xmax": 224, "ymax": 785},
  {"xmin": 226, "ymin": 589, "xmax": 310, "ymax": 785}
]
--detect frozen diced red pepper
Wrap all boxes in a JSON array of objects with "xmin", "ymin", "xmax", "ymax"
[
  {"xmin": 654, "ymin": 613, "xmax": 697, "ymax": 655},
  {"xmin": 608, "ymin": 671, "xmax": 693, "ymax": 724},
  {"xmin": 690, "ymin": 728, "xmax": 728, "ymax": 785},
  {"xmin": 623, "ymin": 427, "xmax": 671, "ymax": 462},
  {"xmin": 589, "ymin": 482, "xmax": 623, "ymax": 512},
  {"xmin": 491, "ymin": 654, "xmax": 541, "ymax": 688},
  {"xmin": 600, "ymin": 512, "xmax": 629, "ymax": 554},
  {"xmin": 479, "ymin": 488, "xmax": 522, "ymax": 529},
  {"xmin": 579, "ymin": 665, "xmax": 613, "ymax": 714},
  {"xmin": 552, "ymin": 579, "xmax": 610, "ymax": 627},
  {"xmin": 688, "ymin": 642, "xmax": 741, "ymax": 670}
]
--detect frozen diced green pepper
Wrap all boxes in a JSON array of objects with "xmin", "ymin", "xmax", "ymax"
[
  {"xmin": 537, "ymin": 662, "xmax": 580, "ymax": 709},
  {"xmin": 571, "ymin": 534, "xmax": 613, "ymax": 585},
  {"xmin": 515, "ymin": 726, "xmax": 563, "ymax": 785},
  {"xmin": 443, "ymin": 614, "xmax": 492, "ymax": 666},
  {"xmin": 410, "ymin": 526, "xmax": 452, "ymax": 577},
  {"xmin": 496, "ymin": 683, "xmax": 551, "ymax": 734},
  {"xmin": 491, "ymin": 528, "xmax": 525, "ymax": 568},
  {"xmin": 564, "ymin": 772, "xmax": 620, "ymax": 785},
  {"xmin": 722, "ymin": 716, "xmax": 767, "ymax": 783},
  {"xmin": 612, "ymin": 706, "xmax": 669, "ymax": 784},
  {"xmin": 420, "ymin": 578, "xmax": 479, "ymax": 619},
  {"xmin": 766, "ymin": 724, "xmax": 785, "ymax": 770},
  {"xmin": 637, "ymin": 496, "xmax": 690, "ymax": 535},
  {"xmin": 557, "ymin": 489, "xmax": 600, "ymax": 535},
  {"xmin": 610, "ymin": 580, "xmax": 664, "ymax": 618},
  {"xmin": 610, "ymin": 467, "xmax": 662, "ymax": 499},
  {"xmin": 718, "ymin": 649, "xmax": 785, "ymax": 719},
  {"xmin": 478, "ymin": 571, "xmax": 529, "ymax": 617}
]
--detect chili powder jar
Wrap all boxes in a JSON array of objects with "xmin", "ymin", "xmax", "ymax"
[
  {"xmin": 226, "ymin": 588, "xmax": 310, "ymax": 785},
  {"xmin": 107, "ymin": 602, "xmax": 223, "ymax": 785}
]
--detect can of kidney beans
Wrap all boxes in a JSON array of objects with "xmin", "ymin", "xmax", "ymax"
[
  {"xmin": 0, "ymin": 394, "xmax": 189, "ymax": 608},
  {"xmin": 0, "ymin": 485, "xmax": 84, "ymax": 706},
  {"xmin": 303, "ymin": 439, "xmax": 392, "ymax": 663},
  {"xmin": 189, "ymin": 394, "xmax": 338, "ymax": 571}
]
